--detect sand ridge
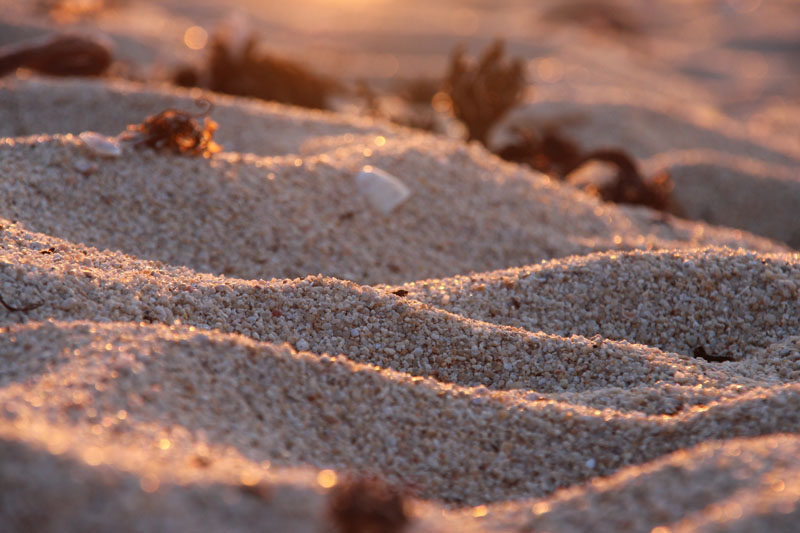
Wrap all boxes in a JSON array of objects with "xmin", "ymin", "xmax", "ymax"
[
  {"xmin": 3, "ymin": 319, "xmax": 800, "ymax": 509},
  {"xmin": 2, "ymin": 220, "xmax": 798, "ymax": 400},
  {"xmin": 388, "ymin": 247, "xmax": 800, "ymax": 360},
  {"xmin": 0, "ymin": 116, "xmax": 786, "ymax": 286}
]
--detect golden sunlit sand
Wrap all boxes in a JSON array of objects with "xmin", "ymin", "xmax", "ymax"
[{"xmin": 1, "ymin": 0, "xmax": 799, "ymax": 531}]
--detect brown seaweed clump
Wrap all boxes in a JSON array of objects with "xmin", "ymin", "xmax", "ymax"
[
  {"xmin": 120, "ymin": 99, "xmax": 221, "ymax": 158},
  {"xmin": 580, "ymin": 149, "xmax": 674, "ymax": 212},
  {"xmin": 496, "ymin": 126, "xmax": 583, "ymax": 178},
  {"xmin": 0, "ymin": 34, "xmax": 111, "ymax": 78},
  {"xmin": 175, "ymin": 32, "xmax": 335, "ymax": 111},
  {"xmin": 443, "ymin": 40, "xmax": 527, "ymax": 145},
  {"xmin": 497, "ymin": 127, "xmax": 675, "ymax": 212},
  {"xmin": 327, "ymin": 476, "xmax": 409, "ymax": 533}
]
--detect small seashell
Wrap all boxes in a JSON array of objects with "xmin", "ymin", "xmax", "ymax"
[
  {"xmin": 72, "ymin": 157, "xmax": 98, "ymax": 176},
  {"xmin": 78, "ymin": 131, "xmax": 122, "ymax": 158},
  {"xmin": 355, "ymin": 165, "xmax": 410, "ymax": 214}
]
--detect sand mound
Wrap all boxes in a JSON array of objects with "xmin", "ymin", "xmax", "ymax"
[
  {"xmin": 2, "ymin": 221, "xmax": 798, "ymax": 399},
  {"xmin": 647, "ymin": 149, "xmax": 800, "ymax": 248},
  {"xmin": 0, "ymin": 434, "xmax": 326, "ymax": 533},
  {"xmin": 0, "ymin": 82, "xmax": 786, "ymax": 286}
]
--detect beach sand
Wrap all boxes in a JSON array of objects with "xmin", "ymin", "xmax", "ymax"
[{"xmin": 1, "ymin": 1, "xmax": 800, "ymax": 531}]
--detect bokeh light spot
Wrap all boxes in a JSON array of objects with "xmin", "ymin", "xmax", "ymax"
[
  {"xmin": 317, "ymin": 469, "xmax": 338, "ymax": 488},
  {"xmin": 184, "ymin": 26, "xmax": 209, "ymax": 51}
]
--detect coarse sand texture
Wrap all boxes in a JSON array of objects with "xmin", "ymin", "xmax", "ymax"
[{"xmin": 0, "ymin": 77, "xmax": 799, "ymax": 532}]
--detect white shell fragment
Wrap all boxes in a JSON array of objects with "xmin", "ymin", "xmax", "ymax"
[
  {"xmin": 355, "ymin": 165, "xmax": 410, "ymax": 214},
  {"xmin": 78, "ymin": 131, "xmax": 122, "ymax": 158},
  {"xmin": 72, "ymin": 157, "xmax": 98, "ymax": 176}
]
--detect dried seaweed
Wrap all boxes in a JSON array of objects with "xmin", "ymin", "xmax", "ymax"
[
  {"xmin": 119, "ymin": 99, "xmax": 221, "ymax": 158},
  {"xmin": 0, "ymin": 34, "xmax": 111, "ymax": 78},
  {"xmin": 327, "ymin": 476, "xmax": 409, "ymax": 533},
  {"xmin": 495, "ymin": 126, "xmax": 583, "ymax": 177},
  {"xmin": 175, "ymin": 33, "xmax": 335, "ymax": 110},
  {"xmin": 578, "ymin": 149, "xmax": 674, "ymax": 212},
  {"xmin": 363, "ymin": 42, "xmax": 525, "ymax": 136},
  {"xmin": 443, "ymin": 40, "xmax": 527, "ymax": 144},
  {"xmin": 495, "ymin": 127, "xmax": 675, "ymax": 212},
  {"xmin": 172, "ymin": 65, "xmax": 200, "ymax": 88}
]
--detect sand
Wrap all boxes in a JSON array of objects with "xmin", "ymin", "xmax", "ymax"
[
  {"xmin": 2, "ymin": 0, "xmax": 800, "ymax": 531},
  {"xmin": 0, "ymin": 79, "xmax": 799, "ymax": 530},
  {"xmin": 0, "ymin": 79, "xmax": 786, "ymax": 287}
]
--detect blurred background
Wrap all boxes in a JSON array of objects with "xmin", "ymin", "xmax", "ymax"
[
  {"xmin": 1, "ymin": 0, "xmax": 799, "ymax": 245},
  {"xmin": 2, "ymin": 0, "xmax": 798, "ymax": 120}
]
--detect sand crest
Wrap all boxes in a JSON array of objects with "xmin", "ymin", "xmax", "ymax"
[{"xmin": 0, "ymin": 81, "xmax": 786, "ymax": 287}]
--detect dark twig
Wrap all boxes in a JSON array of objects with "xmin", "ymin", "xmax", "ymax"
[{"xmin": 693, "ymin": 345, "xmax": 734, "ymax": 363}]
